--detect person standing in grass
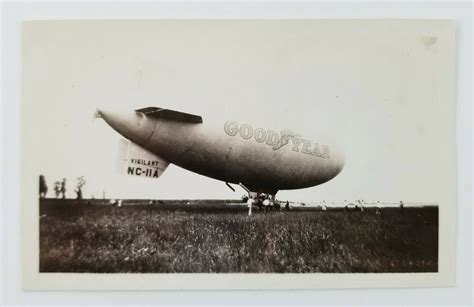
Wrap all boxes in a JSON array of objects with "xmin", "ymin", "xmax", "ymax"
[
  {"xmin": 376, "ymin": 201, "xmax": 382, "ymax": 214},
  {"xmin": 247, "ymin": 196, "xmax": 254, "ymax": 216},
  {"xmin": 263, "ymin": 196, "xmax": 271, "ymax": 214}
]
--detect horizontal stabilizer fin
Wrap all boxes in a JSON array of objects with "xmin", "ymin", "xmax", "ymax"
[
  {"xmin": 117, "ymin": 138, "xmax": 169, "ymax": 179},
  {"xmin": 135, "ymin": 107, "xmax": 203, "ymax": 123}
]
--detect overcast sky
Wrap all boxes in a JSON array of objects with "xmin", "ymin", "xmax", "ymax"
[{"xmin": 23, "ymin": 20, "xmax": 453, "ymax": 203}]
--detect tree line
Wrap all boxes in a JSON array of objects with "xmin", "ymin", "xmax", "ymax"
[{"xmin": 39, "ymin": 175, "xmax": 86, "ymax": 199}]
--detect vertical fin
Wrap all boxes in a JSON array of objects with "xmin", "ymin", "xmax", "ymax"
[{"xmin": 117, "ymin": 138, "xmax": 169, "ymax": 179}]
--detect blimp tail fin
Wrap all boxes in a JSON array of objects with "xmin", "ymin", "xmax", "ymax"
[
  {"xmin": 135, "ymin": 107, "xmax": 203, "ymax": 123},
  {"xmin": 116, "ymin": 138, "xmax": 170, "ymax": 179}
]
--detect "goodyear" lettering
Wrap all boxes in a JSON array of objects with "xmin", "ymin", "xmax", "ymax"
[{"xmin": 224, "ymin": 120, "xmax": 330, "ymax": 159}]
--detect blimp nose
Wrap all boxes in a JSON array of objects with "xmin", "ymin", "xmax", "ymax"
[
  {"xmin": 96, "ymin": 107, "xmax": 127, "ymax": 127},
  {"xmin": 96, "ymin": 106, "xmax": 155, "ymax": 146},
  {"xmin": 96, "ymin": 107, "xmax": 131, "ymax": 134}
]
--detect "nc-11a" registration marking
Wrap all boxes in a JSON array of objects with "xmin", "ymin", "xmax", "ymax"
[
  {"xmin": 127, "ymin": 166, "xmax": 160, "ymax": 178},
  {"xmin": 127, "ymin": 158, "xmax": 161, "ymax": 178}
]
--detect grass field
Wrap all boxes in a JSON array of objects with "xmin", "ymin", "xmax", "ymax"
[{"xmin": 39, "ymin": 199, "xmax": 438, "ymax": 273}]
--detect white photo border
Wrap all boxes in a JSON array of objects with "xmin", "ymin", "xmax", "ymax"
[{"xmin": 2, "ymin": 1, "xmax": 472, "ymax": 306}]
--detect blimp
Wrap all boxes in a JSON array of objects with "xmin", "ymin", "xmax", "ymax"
[{"xmin": 96, "ymin": 106, "xmax": 345, "ymax": 201}]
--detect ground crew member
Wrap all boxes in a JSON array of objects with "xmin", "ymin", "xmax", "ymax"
[
  {"xmin": 285, "ymin": 200, "xmax": 290, "ymax": 211},
  {"xmin": 263, "ymin": 197, "xmax": 271, "ymax": 214},
  {"xmin": 376, "ymin": 201, "xmax": 382, "ymax": 214},
  {"xmin": 247, "ymin": 197, "xmax": 254, "ymax": 216}
]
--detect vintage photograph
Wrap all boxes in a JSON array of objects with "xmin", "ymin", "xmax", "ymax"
[{"xmin": 22, "ymin": 19, "xmax": 455, "ymax": 287}]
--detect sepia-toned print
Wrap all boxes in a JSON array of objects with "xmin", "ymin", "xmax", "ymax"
[{"xmin": 23, "ymin": 19, "xmax": 455, "ymax": 289}]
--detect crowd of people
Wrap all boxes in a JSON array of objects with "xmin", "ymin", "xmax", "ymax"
[
  {"xmin": 245, "ymin": 193, "xmax": 290, "ymax": 216},
  {"xmin": 245, "ymin": 195, "xmax": 406, "ymax": 216}
]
